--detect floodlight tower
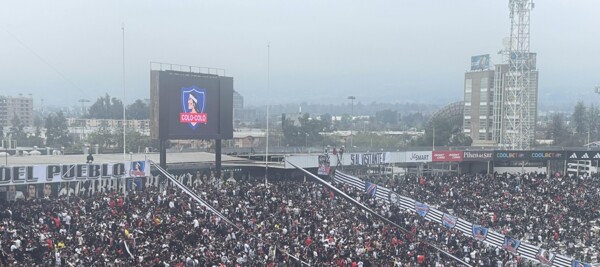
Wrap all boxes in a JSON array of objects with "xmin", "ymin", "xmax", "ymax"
[{"xmin": 502, "ymin": 0, "xmax": 535, "ymax": 150}]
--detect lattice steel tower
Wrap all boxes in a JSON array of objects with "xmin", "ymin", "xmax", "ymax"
[{"xmin": 499, "ymin": 0, "xmax": 537, "ymax": 149}]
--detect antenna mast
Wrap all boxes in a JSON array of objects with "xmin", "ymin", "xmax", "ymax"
[{"xmin": 502, "ymin": 0, "xmax": 535, "ymax": 149}]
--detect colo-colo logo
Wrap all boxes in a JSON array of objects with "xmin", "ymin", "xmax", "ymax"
[
  {"xmin": 0, "ymin": 163, "xmax": 126, "ymax": 184},
  {"xmin": 350, "ymin": 153, "xmax": 386, "ymax": 165}
]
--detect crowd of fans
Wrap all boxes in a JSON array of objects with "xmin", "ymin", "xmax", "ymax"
[
  {"xmin": 362, "ymin": 171, "xmax": 600, "ymax": 263},
  {"xmin": 0, "ymin": 168, "xmax": 596, "ymax": 266}
]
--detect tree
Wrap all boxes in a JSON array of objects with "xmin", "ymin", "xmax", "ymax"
[
  {"xmin": 587, "ymin": 104, "xmax": 600, "ymax": 143},
  {"xmin": 547, "ymin": 113, "xmax": 570, "ymax": 146},
  {"xmin": 45, "ymin": 112, "xmax": 73, "ymax": 148},
  {"xmin": 375, "ymin": 109, "xmax": 399, "ymax": 127},
  {"xmin": 127, "ymin": 99, "xmax": 150, "ymax": 120},
  {"xmin": 412, "ymin": 113, "xmax": 462, "ymax": 147},
  {"xmin": 571, "ymin": 101, "xmax": 587, "ymax": 135},
  {"xmin": 87, "ymin": 128, "xmax": 117, "ymax": 152},
  {"xmin": 9, "ymin": 115, "xmax": 27, "ymax": 142},
  {"xmin": 448, "ymin": 132, "xmax": 473, "ymax": 146},
  {"xmin": 337, "ymin": 114, "xmax": 352, "ymax": 130},
  {"xmin": 87, "ymin": 94, "xmax": 124, "ymax": 119},
  {"xmin": 282, "ymin": 113, "xmax": 329, "ymax": 147},
  {"xmin": 282, "ymin": 118, "xmax": 302, "ymax": 146},
  {"xmin": 320, "ymin": 113, "xmax": 333, "ymax": 132}
]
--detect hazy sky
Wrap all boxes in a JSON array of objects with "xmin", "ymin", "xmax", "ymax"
[{"xmin": 1, "ymin": 1, "xmax": 599, "ymax": 109}]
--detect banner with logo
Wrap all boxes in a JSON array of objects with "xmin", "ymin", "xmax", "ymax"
[
  {"xmin": 333, "ymin": 170, "xmax": 586, "ymax": 267},
  {"xmin": 318, "ymin": 155, "xmax": 331, "ymax": 175},
  {"xmin": 432, "ymin": 151, "xmax": 463, "ymax": 162},
  {"xmin": 405, "ymin": 151, "xmax": 432, "ymax": 163},
  {"xmin": 471, "ymin": 54, "xmax": 490, "ymax": 70},
  {"xmin": 462, "ymin": 151, "xmax": 493, "ymax": 161},
  {"xmin": 348, "ymin": 152, "xmax": 390, "ymax": 166},
  {"xmin": 0, "ymin": 161, "xmax": 150, "ymax": 186},
  {"xmin": 494, "ymin": 151, "xmax": 565, "ymax": 161},
  {"xmin": 566, "ymin": 151, "xmax": 600, "ymax": 160}
]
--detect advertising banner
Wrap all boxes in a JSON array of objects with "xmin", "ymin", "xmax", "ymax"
[
  {"xmin": 318, "ymin": 155, "xmax": 331, "ymax": 175},
  {"xmin": 494, "ymin": 151, "xmax": 565, "ymax": 161},
  {"xmin": 405, "ymin": 151, "xmax": 432, "ymax": 163},
  {"xmin": 566, "ymin": 151, "xmax": 600, "ymax": 160},
  {"xmin": 348, "ymin": 152, "xmax": 390, "ymax": 166},
  {"xmin": 0, "ymin": 161, "xmax": 150, "ymax": 186},
  {"xmin": 471, "ymin": 54, "xmax": 490, "ymax": 70},
  {"xmin": 462, "ymin": 151, "xmax": 493, "ymax": 161},
  {"xmin": 432, "ymin": 151, "xmax": 463, "ymax": 162}
]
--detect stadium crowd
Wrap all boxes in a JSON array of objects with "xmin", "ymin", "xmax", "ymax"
[
  {"xmin": 362, "ymin": 170, "xmax": 600, "ymax": 263},
  {"xmin": 0, "ymin": 168, "xmax": 589, "ymax": 266}
]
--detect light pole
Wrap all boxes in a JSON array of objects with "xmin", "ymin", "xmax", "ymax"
[
  {"xmin": 348, "ymin": 96, "xmax": 355, "ymax": 150},
  {"xmin": 122, "ymin": 23, "xmax": 127, "ymax": 159},
  {"xmin": 432, "ymin": 125, "xmax": 436, "ymax": 151},
  {"xmin": 593, "ymin": 86, "xmax": 600, "ymax": 146},
  {"xmin": 305, "ymin": 132, "xmax": 309, "ymax": 149}
]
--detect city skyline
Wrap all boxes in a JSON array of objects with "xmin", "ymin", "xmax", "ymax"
[{"xmin": 0, "ymin": 1, "xmax": 599, "ymax": 108}]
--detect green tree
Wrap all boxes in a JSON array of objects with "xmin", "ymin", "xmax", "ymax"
[
  {"xmin": 126, "ymin": 99, "xmax": 149, "ymax": 120},
  {"xmin": 400, "ymin": 112, "xmax": 426, "ymax": 130},
  {"xmin": 412, "ymin": 115, "xmax": 461, "ymax": 147},
  {"xmin": 547, "ymin": 113, "xmax": 570, "ymax": 145},
  {"xmin": 571, "ymin": 101, "xmax": 587, "ymax": 135},
  {"xmin": 351, "ymin": 132, "xmax": 404, "ymax": 150},
  {"xmin": 337, "ymin": 114, "xmax": 352, "ymax": 130},
  {"xmin": 123, "ymin": 130, "xmax": 157, "ymax": 153},
  {"xmin": 45, "ymin": 112, "xmax": 73, "ymax": 148},
  {"xmin": 282, "ymin": 113, "xmax": 330, "ymax": 146},
  {"xmin": 320, "ymin": 113, "xmax": 333, "ymax": 132},
  {"xmin": 587, "ymin": 104, "xmax": 600, "ymax": 143},
  {"xmin": 9, "ymin": 115, "xmax": 27, "ymax": 142},
  {"xmin": 375, "ymin": 109, "xmax": 399, "ymax": 127},
  {"xmin": 448, "ymin": 132, "xmax": 473, "ymax": 146},
  {"xmin": 282, "ymin": 118, "xmax": 302, "ymax": 146},
  {"xmin": 87, "ymin": 128, "xmax": 117, "ymax": 152},
  {"xmin": 88, "ymin": 94, "xmax": 124, "ymax": 119}
]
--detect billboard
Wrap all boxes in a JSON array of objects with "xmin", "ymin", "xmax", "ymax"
[
  {"xmin": 509, "ymin": 52, "xmax": 537, "ymax": 70},
  {"xmin": 349, "ymin": 152, "xmax": 390, "ymax": 165},
  {"xmin": 432, "ymin": 151, "xmax": 463, "ymax": 162},
  {"xmin": 494, "ymin": 151, "xmax": 565, "ymax": 161},
  {"xmin": 0, "ymin": 161, "xmax": 150, "ymax": 186},
  {"xmin": 150, "ymin": 70, "xmax": 233, "ymax": 140},
  {"xmin": 405, "ymin": 151, "xmax": 432, "ymax": 163},
  {"xmin": 471, "ymin": 54, "xmax": 490, "ymax": 70},
  {"xmin": 462, "ymin": 151, "xmax": 493, "ymax": 161},
  {"xmin": 566, "ymin": 151, "xmax": 600, "ymax": 160}
]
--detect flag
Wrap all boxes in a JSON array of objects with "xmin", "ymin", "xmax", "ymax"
[
  {"xmin": 441, "ymin": 214, "xmax": 457, "ymax": 229},
  {"xmin": 334, "ymin": 171, "xmax": 364, "ymax": 190},
  {"xmin": 415, "ymin": 201, "xmax": 429, "ymax": 218},
  {"xmin": 536, "ymin": 248, "xmax": 554, "ymax": 265},
  {"xmin": 365, "ymin": 182, "xmax": 377, "ymax": 197},
  {"xmin": 503, "ymin": 237, "xmax": 521, "ymax": 254},
  {"xmin": 472, "ymin": 224, "xmax": 488, "ymax": 241}
]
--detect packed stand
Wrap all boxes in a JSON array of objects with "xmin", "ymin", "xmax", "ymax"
[
  {"xmin": 357, "ymin": 171, "xmax": 600, "ymax": 263},
  {"xmin": 0, "ymin": 172, "xmax": 539, "ymax": 267}
]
